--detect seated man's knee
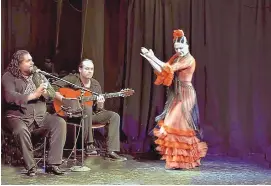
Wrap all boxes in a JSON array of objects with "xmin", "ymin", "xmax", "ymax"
[
  {"xmin": 84, "ymin": 106, "xmax": 93, "ymax": 114},
  {"xmin": 111, "ymin": 112, "xmax": 120, "ymax": 126},
  {"xmin": 55, "ymin": 116, "xmax": 67, "ymax": 131},
  {"xmin": 13, "ymin": 126, "xmax": 30, "ymax": 137},
  {"xmin": 114, "ymin": 112, "xmax": 120, "ymax": 120}
]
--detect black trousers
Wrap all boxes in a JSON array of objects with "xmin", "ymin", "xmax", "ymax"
[{"xmin": 5, "ymin": 114, "xmax": 66, "ymax": 170}]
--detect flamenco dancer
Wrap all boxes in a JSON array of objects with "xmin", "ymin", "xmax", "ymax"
[{"xmin": 140, "ymin": 29, "xmax": 208, "ymax": 169}]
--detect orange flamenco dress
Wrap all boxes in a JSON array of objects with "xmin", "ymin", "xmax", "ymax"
[{"xmin": 153, "ymin": 54, "xmax": 208, "ymax": 169}]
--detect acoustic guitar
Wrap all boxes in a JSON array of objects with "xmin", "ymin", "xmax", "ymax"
[{"xmin": 53, "ymin": 87, "xmax": 134, "ymax": 117}]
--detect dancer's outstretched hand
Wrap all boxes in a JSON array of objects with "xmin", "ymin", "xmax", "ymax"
[{"xmin": 141, "ymin": 47, "xmax": 155, "ymax": 59}]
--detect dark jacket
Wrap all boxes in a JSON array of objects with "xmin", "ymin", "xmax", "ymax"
[
  {"xmin": 52, "ymin": 73, "xmax": 102, "ymax": 94},
  {"xmin": 1, "ymin": 71, "xmax": 56, "ymax": 126},
  {"xmin": 52, "ymin": 73, "xmax": 103, "ymax": 112}
]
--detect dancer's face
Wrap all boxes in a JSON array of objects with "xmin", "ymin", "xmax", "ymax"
[{"xmin": 174, "ymin": 36, "xmax": 189, "ymax": 56}]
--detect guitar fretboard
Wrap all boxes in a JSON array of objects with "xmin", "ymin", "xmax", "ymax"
[{"xmin": 84, "ymin": 92, "xmax": 123, "ymax": 101}]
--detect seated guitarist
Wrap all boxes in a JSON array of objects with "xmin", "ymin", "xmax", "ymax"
[{"xmin": 52, "ymin": 59, "xmax": 127, "ymax": 161}]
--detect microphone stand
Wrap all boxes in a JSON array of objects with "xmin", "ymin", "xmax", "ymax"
[
  {"xmin": 69, "ymin": 89, "xmax": 91, "ymax": 172},
  {"xmin": 37, "ymin": 70, "xmax": 99, "ymax": 96},
  {"xmin": 38, "ymin": 70, "xmax": 93, "ymax": 172}
]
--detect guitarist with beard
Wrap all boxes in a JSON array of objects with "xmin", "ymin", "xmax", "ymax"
[{"xmin": 52, "ymin": 59, "xmax": 127, "ymax": 161}]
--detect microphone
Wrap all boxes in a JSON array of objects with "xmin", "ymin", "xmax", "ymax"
[
  {"xmin": 33, "ymin": 67, "xmax": 50, "ymax": 76},
  {"xmin": 31, "ymin": 66, "xmax": 50, "ymax": 88}
]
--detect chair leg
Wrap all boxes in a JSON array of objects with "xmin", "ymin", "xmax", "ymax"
[
  {"xmin": 92, "ymin": 128, "xmax": 108, "ymax": 157},
  {"xmin": 73, "ymin": 125, "xmax": 77, "ymax": 161},
  {"xmin": 2, "ymin": 141, "xmax": 8, "ymax": 164},
  {"xmin": 10, "ymin": 147, "xmax": 14, "ymax": 165},
  {"xmin": 3, "ymin": 144, "xmax": 8, "ymax": 164},
  {"xmin": 43, "ymin": 137, "xmax": 47, "ymax": 170}
]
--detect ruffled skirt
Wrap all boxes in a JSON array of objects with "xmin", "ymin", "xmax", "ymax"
[{"xmin": 154, "ymin": 82, "xmax": 208, "ymax": 169}]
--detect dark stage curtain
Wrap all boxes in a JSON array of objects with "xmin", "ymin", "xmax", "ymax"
[
  {"xmin": 95, "ymin": 0, "xmax": 271, "ymax": 162},
  {"xmin": 53, "ymin": 0, "xmax": 82, "ymax": 73},
  {"xmin": 1, "ymin": 0, "xmax": 82, "ymax": 73},
  {"xmin": 81, "ymin": 0, "xmax": 105, "ymax": 89},
  {"xmin": 1, "ymin": 0, "xmax": 57, "ymax": 71}
]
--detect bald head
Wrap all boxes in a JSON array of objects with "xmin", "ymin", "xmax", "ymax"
[{"xmin": 79, "ymin": 59, "xmax": 93, "ymax": 68}]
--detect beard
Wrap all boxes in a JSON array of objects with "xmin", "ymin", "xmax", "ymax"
[
  {"xmin": 85, "ymin": 73, "xmax": 93, "ymax": 79},
  {"xmin": 29, "ymin": 66, "xmax": 36, "ymax": 74}
]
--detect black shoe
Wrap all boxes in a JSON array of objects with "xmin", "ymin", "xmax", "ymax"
[
  {"xmin": 27, "ymin": 166, "xmax": 37, "ymax": 177},
  {"xmin": 107, "ymin": 151, "xmax": 127, "ymax": 161},
  {"xmin": 45, "ymin": 165, "xmax": 65, "ymax": 175},
  {"xmin": 85, "ymin": 144, "xmax": 98, "ymax": 156}
]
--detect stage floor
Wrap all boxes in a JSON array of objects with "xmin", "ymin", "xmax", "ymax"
[{"xmin": 1, "ymin": 154, "xmax": 271, "ymax": 185}]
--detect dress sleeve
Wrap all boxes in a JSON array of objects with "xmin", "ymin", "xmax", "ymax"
[{"xmin": 154, "ymin": 63, "xmax": 174, "ymax": 87}]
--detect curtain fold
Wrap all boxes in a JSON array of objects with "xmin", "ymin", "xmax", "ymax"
[{"xmin": 81, "ymin": 0, "xmax": 105, "ymax": 89}]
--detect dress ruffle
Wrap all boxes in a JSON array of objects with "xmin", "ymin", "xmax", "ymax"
[
  {"xmin": 154, "ymin": 63, "xmax": 174, "ymax": 86},
  {"xmin": 153, "ymin": 120, "xmax": 208, "ymax": 169}
]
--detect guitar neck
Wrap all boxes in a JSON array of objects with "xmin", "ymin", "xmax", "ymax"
[
  {"xmin": 103, "ymin": 92, "xmax": 122, "ymax": 99},
  {"xmin": 85, "ymin": 92, "xmax": 122, "ymax": 101}
]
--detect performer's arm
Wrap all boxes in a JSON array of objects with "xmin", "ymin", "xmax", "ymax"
[
  {"xmin": 39, "ymin": 74, "xmax": 56, "ymax": 99},
  {"xmin": 149, "ymin": 55, "xmax": 166, "ymax": 69},
  {"xmin": 140, "ymin": 47, "xmax": 165, "ymax": 73},
  {"xmin": 140, "ymin": 53, "xmax": 162, "ymax": 73},
  {"xmin": 55, "ymin": 92, "xmax": 64, "ymax": 102},
  {"xmin": 170, "ymin": 58, "xmax": 194, "ymax": 72},
  {"xmin": 2, "ymin": 74, "xmax": 44, "ymax": 105}
]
